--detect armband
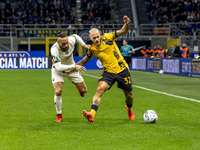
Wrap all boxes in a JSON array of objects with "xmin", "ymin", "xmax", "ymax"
[{"xmin": 52, "ymin": 57, "xmax": 61, "ymax": 64}]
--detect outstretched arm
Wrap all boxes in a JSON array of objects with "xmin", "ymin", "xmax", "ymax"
[
  {"xmin": 73, "ymin": 34, "xmax": 91, "ymax": 49},
  {"xmin": 55, "ymin": 62, "xmax": 75, "ymax": 71},
  {"xmin": 116, "ymin": 15, "xmax": 130, "ymax": 37},
  {"xmin": 52, "ymin": 56, "xmax": 75, "ymax": 72},
  {"xmin": 76, "ymin": 55, "xmax": 92, "ymax": 66}
]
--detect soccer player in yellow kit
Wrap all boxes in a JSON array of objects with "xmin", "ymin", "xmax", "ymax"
[{"xmin": 76, "ymin": 16, "xmax": 134, "ymax": 122}]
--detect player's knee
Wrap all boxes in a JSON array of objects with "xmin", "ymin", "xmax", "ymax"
[
  {"xmin": 81, "ymin": 86, "xmax": 87, "ymax": 93},
  {"xmin": 83, "ymin": 87, "xmax": 87, "ymax": 93},
  {"xmin": 96, "ymin": 86, "xmax": 105, "ymax": 94},
  {"xmin": 126, "ymin": 92, "xmax": 133, "ymax": 100},
  {"xmin": 55, "ymin": 88, "xmax": 62, "ymax": 96}
]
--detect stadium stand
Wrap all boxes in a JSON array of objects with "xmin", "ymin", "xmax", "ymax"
[
  {"xmin": 0, "ymin": 0, "xmax": 118, "ymax": 25},
  {"xmin": 146, "ymin": 0, "xmax": 200, "ymax": 35},
  {"xmin": 0, "ymin": 0, "xmax": 77, "ymax": 24},
  {"xmin": 80, "ymin": 0, "xmax": 117, "ymax": 24},
  {"xmin": 0, "ymin": 0, "xmax": 199, "ymax": 56}
]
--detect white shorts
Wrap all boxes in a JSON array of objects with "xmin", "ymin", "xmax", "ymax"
[{"xmin": 51, "ymin": 67, "xmax": 84, "ymax": 84}]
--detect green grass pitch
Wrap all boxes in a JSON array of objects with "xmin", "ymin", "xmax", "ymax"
[{"xmin": 0, "ymin": 69, "xmax": 200, "ymax": 150}]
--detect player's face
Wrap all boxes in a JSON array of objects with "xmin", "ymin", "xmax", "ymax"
[
  {"xmin": 58, "ymin": 37, "xmax": 69, "ymax": 52},
  {"xmin": 90, "ymin": 31, "xmax": 101, "ymax": 46},
  {"xmin": 123, "ymin": 40, "xmax": 127, "ymax": 46}
]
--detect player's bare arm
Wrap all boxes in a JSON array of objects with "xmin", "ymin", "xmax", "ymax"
[
  {"xmin": 116, "ymin": 15, "xmax": 130, "ymax": 37},
  {"xmin": 84, "ymin": 44, "xmax": 91, "ymax": 49},
  {"xmin": 76, "ymin": 55, "xmax": 92, "ymax": 66},
  {"xmin": 128, "ymin": 51, "xmax": 135, "ymax": 54},
  {"xmin": 75, "ymin": 65, "xmax": 86, "ymax": 74},
  {"xmin": 63, "ymin": 69, "xmax": 74, "ymax": 73},
  {"xmin": 63, "ymin": 65, "xmax": 86, "ymax": 73}
]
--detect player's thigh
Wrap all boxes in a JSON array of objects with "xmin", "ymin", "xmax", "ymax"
[
  {"xmin": 66, "ymin": 71, "xmax": 84, "ymax": 84},
  {"xmin": 117, "ymin": 70, "xmax": 132, "ymax": 92},
  {"xmin": 95, "ymin": 81, "xmax": 110, "ymax": 96},
  {"xmin": 51, "ymin": 68, "xmax": 65, "ymax": 84},
  {"xmin": 98, "ymin": 71, "xmax": 115, "ymax": 90}
]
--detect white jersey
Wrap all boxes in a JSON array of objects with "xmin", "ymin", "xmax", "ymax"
[
  {"xmin": 50, "ymin": 34, "xmax": 86, "ymax": 84},
  {"xmin": 50, "ymin": 34, "xmax": 85, "ymax": 72},
  {"xmin": 51, "ymin": 35, "xmax": 76, "ymax": 66}
]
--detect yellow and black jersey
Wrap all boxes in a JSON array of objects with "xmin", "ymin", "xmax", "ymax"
[{"xmin": 87, "ymin": 32, "xmax": 129, "ymax": 74}]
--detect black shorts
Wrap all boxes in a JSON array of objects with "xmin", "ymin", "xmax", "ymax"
[
  {"xmin": 98, "ymin": 69, "xmax": 132, "ymax": 91},
  {"xmin": 124, "ymin": 57, "xmax": 131, "ymax": 66}
]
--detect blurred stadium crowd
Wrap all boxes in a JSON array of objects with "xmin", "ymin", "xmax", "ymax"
[
  {"xmin": 1, "ymin": 0, "xmax": 199, "ymax": 29},
  {"xmin": 147, "ymin": 0, "xmax": 200, "ymax": 24},
  {"xmin": 80, "ymin": 0, "xmax": 117, "ymax": 24},
  {"xmin": 0, "ymin": 0, "xmax": 77, "ymax": 25},
  {"xmin": 147, "ymin": 0, "xmax": 200, "ymax": 35},
  {"xmin": 0, "ymin": 0, "xmax": 117, "ymax": 25},
  {"xmin": 140, "ymin": 43, "xmax": 189, "ymax": 58}
]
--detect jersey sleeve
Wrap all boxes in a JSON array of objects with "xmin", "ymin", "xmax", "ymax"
[
  {"xmin": 68, "ymin": 35, "xmax": 76, "ymax": 46},
  {"xmin": 86, "ymin": 49, "xmax": 93, "ymax": 58},
  {"xmin": 51, "ymin": 46, "xmax": 61, "ymax": 64},
  {"xmin": 54, "ymin": 62, "xmax": 75, "ymax": 72},
  {"xmin": 70, "ymin": 34, "xmax": 86, "ymax": 46}
]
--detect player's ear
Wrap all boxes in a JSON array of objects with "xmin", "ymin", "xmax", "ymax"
[
  {"xmin": 57, "ymin": 40, "xmax": 59, "ymax": 44},
  {"xmin": 57, "ymin": 37, "xmax": 60, "ymax": 43}
]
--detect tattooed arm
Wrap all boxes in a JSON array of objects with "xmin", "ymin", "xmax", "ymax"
[
  {"xmin": 76, "ymin": 55, "xmax": 92, "ymax": 66},
  {"xmin": 116, "ymin": 15, "xmax": 130, "ymax": 37}
]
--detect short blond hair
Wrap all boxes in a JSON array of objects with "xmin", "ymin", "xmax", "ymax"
[{"xmin": 89, "ymin": 28, "xmax": 100, "ymax": 34}]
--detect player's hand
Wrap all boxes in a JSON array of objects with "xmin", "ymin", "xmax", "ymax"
[
  {"xmin": 123, "ymin": 15, "xmax": 130, "ymax": 25},
  {"xmin": 84, "ymin": 44, "xmax": 91, "ymax": 49},
  {"xmin": 63, "ymin": 69, "xmax": 75, "ymax": 73},
  {"xmin": 75, "ymin": 65, "xmax": 86, "ymax": 74}
]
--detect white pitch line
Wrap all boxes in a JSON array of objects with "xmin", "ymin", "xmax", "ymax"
[
  {"xmin": 84, "ymin": 73, "xmax": 100, "ymax": 79},
  {"xmin": 133, "ymin": 85, "xmax": 200, "ymax": 103},
  {"xmin": 83, "ymin": 73, "xmax": 200, "ymax": 103}
]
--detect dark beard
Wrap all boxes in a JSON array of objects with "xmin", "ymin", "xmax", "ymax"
[{"xmin": 61, "ymin": 47, "xmax": 69, "ymax": 53}]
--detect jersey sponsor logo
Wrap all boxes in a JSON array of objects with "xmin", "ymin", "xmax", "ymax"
[
  {"xmin": 118, "ymin": 60, "xmax": 127, "ymax": 70},
  {"xmin": 105, "ymin": 39, "xmax": 113, "ymax": 45},
  {"xmin": 96, "ymin": 59, "xmax": 103, "ymax": 69},
  {"xmin": 113, "ymin": 48, "xmax": 120, "ymax": 60}
]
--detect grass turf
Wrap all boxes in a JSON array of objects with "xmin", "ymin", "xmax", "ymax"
[{"xmin": 0, "ymin": 69, "xmax": 200, "ymax": 150}]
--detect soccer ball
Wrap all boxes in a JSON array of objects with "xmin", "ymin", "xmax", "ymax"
[
  {"xmin": 159, "ymin": 70, "xmax": 164, "ymax": 75},
  {"xmin": 143, "ymin": 110, "xmax": 158, "ymax": 123}
]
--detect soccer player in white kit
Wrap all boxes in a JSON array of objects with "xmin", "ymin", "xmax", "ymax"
[{"xmin": 51, "ymin": 32, "xmax": 91, "ymax": 122}]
